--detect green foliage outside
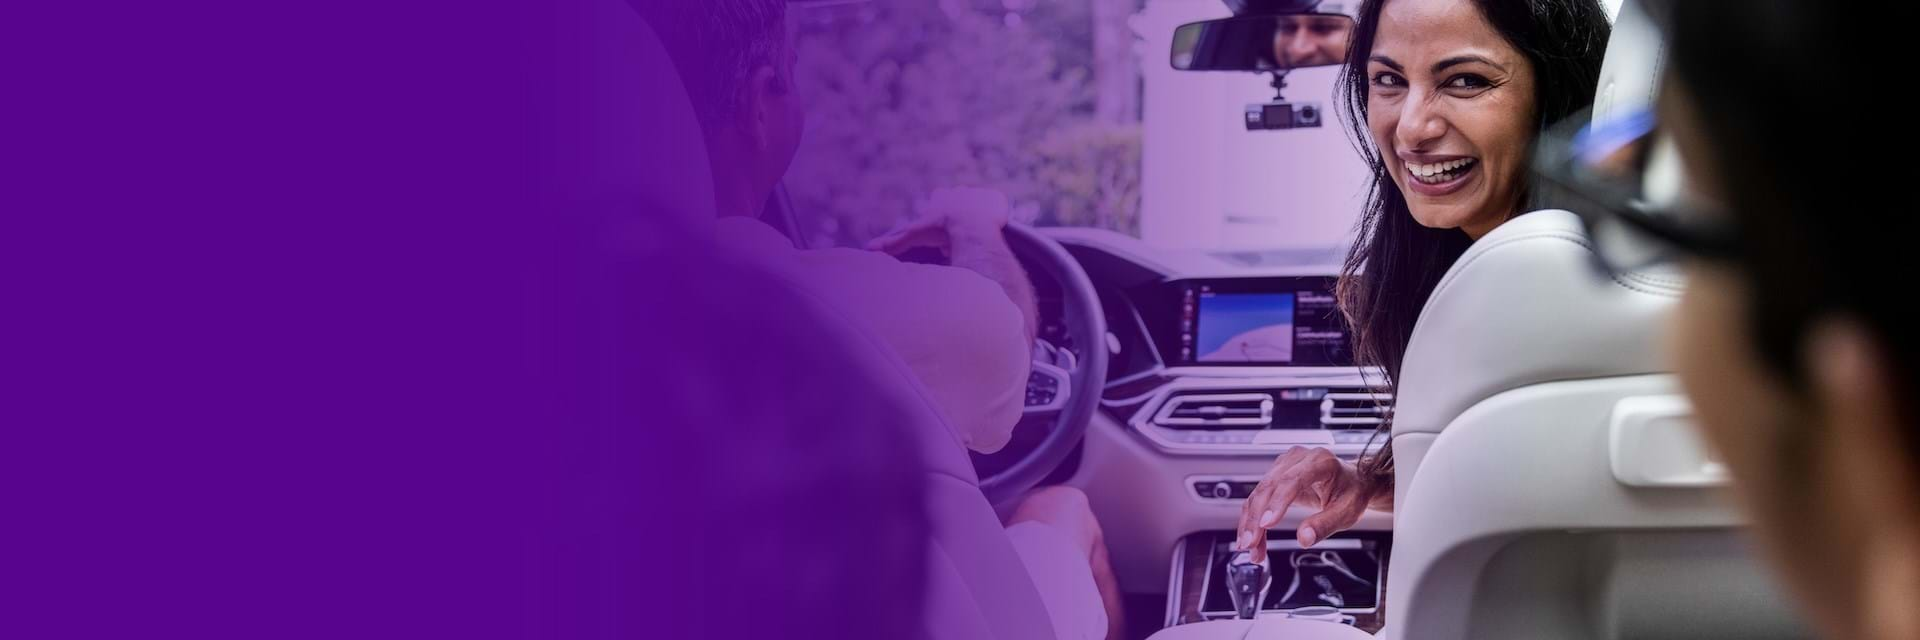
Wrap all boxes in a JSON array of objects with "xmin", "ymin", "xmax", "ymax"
[{"xmin": 788, "ymin": 0, "xmax": 1143, "ymax": 249}]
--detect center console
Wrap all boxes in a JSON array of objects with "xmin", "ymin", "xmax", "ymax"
[
  {"xmin": 1111, "ymin": 275, "xmax": 1395, "ymax": 633},
  {"xmin": 1167, "ymin": 531, "xmax": 1390, "ymax": 632},
  {"xmin": 1032, "ymin": 234, "xmax": 1395, "ymax": 637}
]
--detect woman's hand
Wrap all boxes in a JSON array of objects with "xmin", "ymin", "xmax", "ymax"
[{"xmin": 1235, "ymin": 447, "xmax": 1385, "ymax": 563}]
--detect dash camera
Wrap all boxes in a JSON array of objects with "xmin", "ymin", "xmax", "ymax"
[{"xmin": 1244, "ymin": 100, "xmax": 1323, "ymax": 131}]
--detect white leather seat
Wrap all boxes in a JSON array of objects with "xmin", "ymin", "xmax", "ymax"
[
  {"xmin": 615, "ymin": 2, "xmax": 1056, "ymax": 637},
  {"xmin": 1378, "ymin": 1, "xmax": 1810, "ymax": 638}
]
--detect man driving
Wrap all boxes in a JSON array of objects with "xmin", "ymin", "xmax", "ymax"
[
  {"xmin": 632, "ymin": 1, "xmax": 1123, "ymax": 637},
  {"xmin": 1270, "ymin": 13, "xmax": 1353, "ymax": 68}
]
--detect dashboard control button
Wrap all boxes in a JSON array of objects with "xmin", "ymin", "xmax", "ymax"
[
  {"xmin": 1194, "ymin": 480, "xmax": 1262, "ymax": 500},
  {"xmin": 1233, "ymin": 482, "xmax": 1258, "ymax": 499}
]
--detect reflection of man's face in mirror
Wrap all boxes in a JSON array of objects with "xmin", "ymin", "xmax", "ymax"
[{"xmin": 1272, "ymin": 15, "xmax": 1353, "ymax": 68}]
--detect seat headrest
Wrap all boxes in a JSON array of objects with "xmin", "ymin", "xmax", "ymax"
[
  {"xmin": 1392, "ymin": 210, "xmax": 1682, "ymax": 439},
  {"xmin": 1593, "ymin": 0, "xmax": 1667, "ymax": 123},
  {"xmin": 1596, "ymin": 0, "xmax": 1689, "ymax": 210},
  {"xmin": 552, "ymin": 0, "xmax": 715, "ymax": 230}
]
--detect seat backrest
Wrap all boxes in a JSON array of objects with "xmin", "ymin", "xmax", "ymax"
[
  {"xmin": 562, "ymin": 0, "xmax": 715, "ymax": 230},
  {"xmin": 1379, "ymin": 2, "xmax": 1811, "ymax": 638},
  {"xmin": 1386, "ymin": 209, "xmax": 1681, "ymax": 508},
  {"xmin": 615, "ymin": 3, "xmax": 1053, "ymax": 637}
]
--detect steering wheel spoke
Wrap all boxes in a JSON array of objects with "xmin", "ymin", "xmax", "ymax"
[{"xmin": 1023, "ymin": 359, "xmax": 1073, "ymax": 417}]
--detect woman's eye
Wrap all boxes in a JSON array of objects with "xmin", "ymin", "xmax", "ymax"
[
  {"xmin": 1371, "ymin": 72, "xmax": 1405, "ymax": 88},
  {"xmin": 1444, "ymin": 74, "xmax": 1492, "ymax": 90}
]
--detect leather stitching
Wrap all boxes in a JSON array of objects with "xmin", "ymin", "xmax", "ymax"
[{"xmin": 1428, "ymin": 226, "xmax": 1682, "ymax": 307}]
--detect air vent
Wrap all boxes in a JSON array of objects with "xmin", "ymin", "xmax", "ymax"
[
  {"xmin": 1153, "ymin": 393, "xmax": 1273, "ymax": 429},
  {"xmin": 1321, "ymin": 388, "xmax": 1392, "ymax": 428}
]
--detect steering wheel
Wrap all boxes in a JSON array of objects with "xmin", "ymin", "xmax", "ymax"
[{"xmin": 979, "ymin": 224, "xmax": 1109, "ymax": 506}]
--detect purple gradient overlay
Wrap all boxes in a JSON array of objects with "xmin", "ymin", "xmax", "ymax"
[
  {"xmin": 4, "ymin": 0, "xmax": 1355, "ymax": 637},
  {"xmin": 7, "ymin": 0, "xmax": 933, "ymax": 637}
]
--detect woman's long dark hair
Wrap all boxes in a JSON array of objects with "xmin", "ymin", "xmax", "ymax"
[{"xmin": 1336, "ymin": 0, "xmax": 1612, "ymax": 480}]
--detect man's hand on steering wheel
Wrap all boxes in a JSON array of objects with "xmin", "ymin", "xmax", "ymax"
[
  {"xmin": 867, "ymin": 187, "xmax": 1039, "ymax": 344},
  {"xmin": 863, "ymin": 189, "xmax": 1105, "ymax": 506},
  {"xmin": 866, "ymin": 187, "xmax": 1011, "ymax": 256}
]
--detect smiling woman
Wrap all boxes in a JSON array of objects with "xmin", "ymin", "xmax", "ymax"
[
  {"xmin": 1364, "ymin": 3, "xmax": 1540, "ymax": 237},
  {"xmin": 1234, "ymin": 0, "xmax": 1613, "ymax": 561}
]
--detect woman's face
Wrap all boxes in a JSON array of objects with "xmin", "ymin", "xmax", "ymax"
[{"xmin": 1365, "ymin": 0, "xmax": 1536, "ymax": 239}]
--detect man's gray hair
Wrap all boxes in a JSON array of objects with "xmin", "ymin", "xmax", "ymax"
[{"xmin": 630, "ymin": 0, "xmax": 789, "ymax": 133}]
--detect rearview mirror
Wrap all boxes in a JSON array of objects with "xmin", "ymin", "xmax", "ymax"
[{"xmin": 1170, "ymin": 14, "xmax": 1355, "ymax": 71}]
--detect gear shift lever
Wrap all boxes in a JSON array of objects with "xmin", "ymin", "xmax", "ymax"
[{"xmin": 1225, "ymin": 549, "xmax": 1271, "ymax": 620}]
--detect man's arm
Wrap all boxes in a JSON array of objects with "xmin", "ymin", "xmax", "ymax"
[
  {"xmin": 947, "ymin": 223, "xmax": 1039, "ymax": 345},
  {"xmin": 867, "ymin": 187, "xmax": 1040, "ymax": 345}
]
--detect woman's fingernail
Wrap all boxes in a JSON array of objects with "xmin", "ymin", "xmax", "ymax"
[
  {"xmin": 1259, "ymin": 510, "xmax": 1278, "ymax": 527},
  {"xmin": 1298, "ymin": 525, "xmax": 1318, "ymax": 548},
  {"xmin": 1237, "ymin": 530, "xmax": 1252, "ymax": 549}
]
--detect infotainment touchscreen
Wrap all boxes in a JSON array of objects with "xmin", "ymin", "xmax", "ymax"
[
  {"xmin": 1171, "ymin": 279, "xmax": 1349, "ymax": 366},
  {"xmin": 1194, "ymin": 291, "xmax": 1297, "ymax": 362}
]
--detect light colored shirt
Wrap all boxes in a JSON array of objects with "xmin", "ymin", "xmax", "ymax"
[
  {"xmin": 714, "ymin": 217, "xmax": 1029, "ymax": 452},
  {"xmin": 718, "ymin": 218, "xmax": 1104, "ymax": 639}
]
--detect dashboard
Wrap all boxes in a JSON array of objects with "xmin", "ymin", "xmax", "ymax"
[
  {"xmin": 992, "ymin": 226, "xmax": 1405, "ymax": 602},
  {"xmin": 1029, "ymin": 228, "xmax": 1389, "ymax": 460}
]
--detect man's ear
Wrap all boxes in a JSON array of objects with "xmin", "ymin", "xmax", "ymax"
[
  {"xmin": 742, "ymin": 63, "xmax": 783, "ymax": 150},
  {"xmin": 1806, "ymin": 317, "xmax": 1920, "ymax": 639}
]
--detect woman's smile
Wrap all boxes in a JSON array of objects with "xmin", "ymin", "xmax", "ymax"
[{"xmin": 1401, "ymin": 154, "xmax": 1480, "ymax": 196}]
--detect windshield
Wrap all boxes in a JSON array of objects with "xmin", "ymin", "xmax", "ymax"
[{"xmin": 787, "ymin": 0, "xmax": 1368, "ymax": 252}]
